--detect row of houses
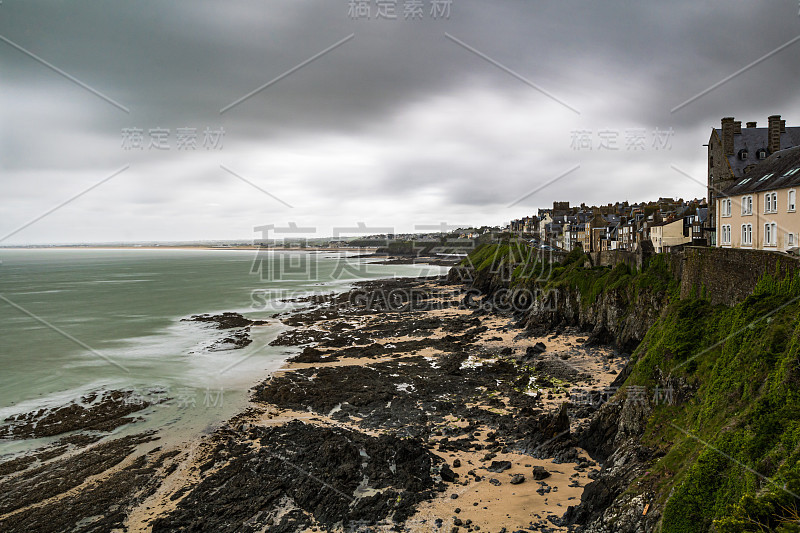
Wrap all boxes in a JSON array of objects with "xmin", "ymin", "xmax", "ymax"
[
  {"xmin": 510, "ymin": 113, "xmax": 800, "ymax": 257},
  {"xmin": 509, "ymin": 199, "xmax": 707, "ymax": 254}
]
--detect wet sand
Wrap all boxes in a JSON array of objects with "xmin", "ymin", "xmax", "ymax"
[{"xmin": 0, "ymin": 275, "xmax": 626, "ymax": 532}]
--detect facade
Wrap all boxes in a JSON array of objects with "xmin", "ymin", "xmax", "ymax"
[
  {"xmin": 619, "ymin": 220, "xmax": 636, "ymax": 250},
  {"xmin": 716, "ymin": 145, "xmax": 800, "ymax": 252},
  {"xmin": 707, "ymin": 115, "xmax": 800, "ymax": 243},
  {"xmin": 650, "ymin": 219, "xmax": 690, "ymax": 253}
]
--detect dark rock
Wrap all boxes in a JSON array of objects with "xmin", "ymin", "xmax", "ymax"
[
  {"xmin": 0, "ymin": 390, "xmax": 157, "ymax": 439},
  {"xmin": 440, "ymin": 465, "xmax": 457, "ymax": 483},
  {"xmin": 532, "ymin": 466, "xmax": 551, "ymax": 480},
  {"xmin": 184, "ymin": 312, "xmax": 266, "ymax": 329},
  {"xmin": 151, "ymin": 421, "xmax": 441, "ymax": 530},
  {"xmin": 486, "ymin": 460, "xmax": 512, "ymax": 473}
]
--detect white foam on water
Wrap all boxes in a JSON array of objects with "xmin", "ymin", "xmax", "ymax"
[{"xmin": 0, "ymin": 249, "xmax": 451, "ymax": 456}]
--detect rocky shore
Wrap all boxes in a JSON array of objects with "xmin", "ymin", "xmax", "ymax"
[
  {"xmin": 0, "ymin": 275, "xmax": 632, "ymax": 532},
  {"xmin": 183, "ymin": 311, "xmax": 269, "ymax": 351}
]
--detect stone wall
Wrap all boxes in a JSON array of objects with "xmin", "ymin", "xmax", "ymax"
[
  {"xmin": 588, "ymin": 250, "xmax": 643, "ymax": 270},
  {"xmin": 668, "ymin": 246, "xmax": 800, "ymax": 306},
  {"xmin": 589, "ymin": 246, "xmax": 800, "ymax": 307}
]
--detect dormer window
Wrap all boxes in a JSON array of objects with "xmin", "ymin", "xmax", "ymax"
[
  {"xmin": 757, "ymin": 149, "xmax": 768, "ymax": 160},
  {"xmin": 738, "ymin": 149, "xmax": 748, "ymax": 160}
]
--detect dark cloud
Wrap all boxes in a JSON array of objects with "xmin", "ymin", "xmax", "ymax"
[{"xmin": 2, "ymin": 0, "xmax": 800, "ymax": 243}]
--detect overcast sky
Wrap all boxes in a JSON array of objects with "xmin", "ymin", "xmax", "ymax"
[{"xmin": 2, "ymin": 0, "xmax": 800, "ymax": 244}]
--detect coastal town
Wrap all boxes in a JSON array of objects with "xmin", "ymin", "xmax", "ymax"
[
  {"xmin": 508, "ymin": 114, "xmax": 800, "ymax": 256},
  {"xmin": 6, "ymin": 2, "xmax": 800, "ymax": 532}
]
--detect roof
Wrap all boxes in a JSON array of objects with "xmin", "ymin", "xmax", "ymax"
[
  {"xmin": 651, "ymin": 218, "xmax": 684, "ymax": 228},
  {"xmin": 720, "ymin": 145, "xmax": 800, "ymax": 197},
  {"xmin": 714, "ymin": 127, "xmax": 800, "ymax": 177}
]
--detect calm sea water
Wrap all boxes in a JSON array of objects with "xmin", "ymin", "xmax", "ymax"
[{"xmin": 0, "ymin": 248, "xmax": 447, "ymax": 454}]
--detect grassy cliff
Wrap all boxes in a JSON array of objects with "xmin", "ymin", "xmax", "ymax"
[
  {"xmin": 462, "ymin": 243, "xmax": 800, "ymax": 531},
  {"xmin": 634, "ymin": 271, "xmax": 800, "ymax": 532}
]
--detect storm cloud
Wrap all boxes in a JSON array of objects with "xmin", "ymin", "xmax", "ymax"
[{"xmin": 2, "ymin": 0, "xmax": 800, "ymax": 243}]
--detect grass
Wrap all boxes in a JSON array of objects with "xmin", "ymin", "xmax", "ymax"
[{"xmin": 463, "ymin": 244, "xmax": 800, "ymax": 531}]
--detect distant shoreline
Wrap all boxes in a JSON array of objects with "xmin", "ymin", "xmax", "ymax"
[{"xmin": 0, "ymin": 245, "xmax": 379, "ymax": 252}]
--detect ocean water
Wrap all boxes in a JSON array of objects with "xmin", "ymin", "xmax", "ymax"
[{"xmin": 0, "ymin": 248, "xmax": 448, "ymax": 454}]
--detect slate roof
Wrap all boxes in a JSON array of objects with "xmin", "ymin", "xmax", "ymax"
[
  {"xmin": 721, "ymin": 145, "xmax": 800, "ymax": 197},
  {"xmin": 714, "ymin": 127, "xmax": 800, "ymax": 177}
]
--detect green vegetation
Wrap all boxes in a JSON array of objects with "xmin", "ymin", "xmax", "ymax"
[
  {"xmin": 463, "ymin": 244, "xmax": 800, "ymax": 531},
  {"xmin": 629, "ymin": 271, "xmax": 800, "ymax": 532},
  {"xmin": 464, "ymin": 242, "xmax": 678, "ymax": 305}
]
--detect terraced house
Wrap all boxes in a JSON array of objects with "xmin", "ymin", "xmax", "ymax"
[
  {"xmin": 716, "ymin": 145, "xmax": 800, "ymax": 252},
  {"xmin": 707, "ymin": 114, "xmax": 800, "ymax": 244}
]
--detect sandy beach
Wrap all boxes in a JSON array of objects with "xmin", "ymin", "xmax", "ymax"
[{"xmin": 0, "ymin": 274, "xmax": 628, "ymax": 532}]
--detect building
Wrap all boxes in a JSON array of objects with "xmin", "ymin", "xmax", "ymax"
[
  {"xmin": 707, "ymin": 115, "xmax": 800, "ymax": 244},
  {"xmin": 716, "ymin": 145, "xmax": 800, "ymax": 252},
  {"xmin": 650, "ymin": 219, "xmax": 690, "ymax": 253},
  {"xmin": 619, "ymin": 218, "xmax": 636, "ymax": 250}
]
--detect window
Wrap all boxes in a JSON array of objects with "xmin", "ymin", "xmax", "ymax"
[
  {"xmin": 789, "ymin": 233, "xmax": 795, "ymax": 248},
  {"xmin": 764, "ymin": 222, "xmax": 777, "ymax": 246},
  {"xmin": 784, "ymin": 167, "xmax": 800, "ymax": 177},
  {"xmin": 741, "ymin": 224, "xmax": 752, "ymax": 246},
  {"xmin": 757, "ymin": 149, "xmax": 768, "ymax": 160},
  {"xmin": 789, "ymin": 189, "xmax": 796, "ymax": 212},
  {"xmin": 765, "ymin": 192, "xmax": 778, "ymax": 213},
  {"xmin": 721, "ymin": 224, "xmax": 732, "ymax": 245},
  {"xmin": 738, "ymin": 149, "xmax": 748, "ymax": 160},
  {"xmin": 738, "ymin": 178, "xmax": 751, "ymax": 186},
  {"xmin": 758, "ymin": 173, "xmax": 774, "ymax": 183},
  {"xmin": 721, "ymin": 198, "xmax": 732, "ymax": 217},
  {"xmin": 741, "ymin": 195, "xmax": 752, "ymax": 215}
]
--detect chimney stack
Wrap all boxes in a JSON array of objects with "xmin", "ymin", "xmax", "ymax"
[
  {"xmin": 746, "ymin": 121, "xmax": 757, "ymax": 128},
  {"xmin": 781, "ymin": 120, "xmax": 786, "ymax": 133},
  {"xmin": 721, "ymin": 117, "xmax": 735, "ymax": 156},
  {"xmin": 768, "ymin": 115, "xmax": 782, "ymax": 154},
  {"xmin": 734, "ymin": 121, "xmax": 742, "ymax": 134}
]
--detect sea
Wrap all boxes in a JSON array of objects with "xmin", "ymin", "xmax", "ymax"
[{"xmin": 0, "ymin": 248, "xmax": 448, "ymax": 455}]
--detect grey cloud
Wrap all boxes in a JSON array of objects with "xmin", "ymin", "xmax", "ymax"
[{"xmin": 2, "ymin": 1, "xmax": 800, "ymax": 243}]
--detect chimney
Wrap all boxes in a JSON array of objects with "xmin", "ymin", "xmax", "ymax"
[
  {"xmin": 721, "ymin": 117, "xmax": 735, "ymax": 155},
  {"xmin": 781, "ymin": 120, "xmax": 786, "ymax": 133},
  {"xmin": 768, "ymin": 115, "xmax": 782, "ymax": 153},
  {"xmin": 746, "ymin": 121, "xmax": 757, "ymax": 128},
  {"xmin": 734, "ymin": 121, "xmax": 742, "ymax": 134}
]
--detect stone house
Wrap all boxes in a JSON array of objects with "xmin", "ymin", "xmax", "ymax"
[
  {"xmin": 716, "ymin": 145, "xmax": 800, "ymax": 252},
  {"xmin": 707, "ymin": 115, "xmax": 800, "ymax": 244}
]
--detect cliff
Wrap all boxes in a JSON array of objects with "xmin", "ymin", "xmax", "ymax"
[
  {"xmin": 455, "ymin": 242, "xmax": 800, "ymax": 532},
  {"xmin": 452, "ymin": 245, "xmax": 678, "ymax": 352}
]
